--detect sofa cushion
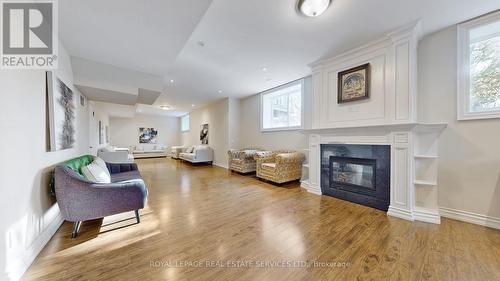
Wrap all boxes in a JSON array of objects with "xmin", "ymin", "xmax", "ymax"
[
  {"xmin": 180, "ymin": 153, "xmax": 195, "ymax": 160},
  {"xmin": 81, "ymin": 161, "xmax": 111, "ymax": 183},
  {"xmin": 111, "ymin": 170, "xmax": 143, "ymax": 183},
  {"xmin": 186, "ymin": 146, "xmax": 194, "ymax": 153},
  {"xmin": 93, "ymin": 157, "xmax": 110, "ymax": 177},
  {"xmin": 64, "ymin": 155, "xmax": 94, "ymax": 177}
]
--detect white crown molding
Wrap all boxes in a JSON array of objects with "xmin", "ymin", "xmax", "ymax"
[{"xmin": 309, "ymin": 19, "xmax": 422, "ymax": 70}]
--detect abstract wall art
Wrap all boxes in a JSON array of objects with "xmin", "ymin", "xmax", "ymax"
[
  {"xmin": 200, "ymin": 124, "xmax": 208, "ymax": 145},
  {"xmin": 139, "ymin": 127, "xmax": 158, "ymax": 144},
  {"xmin": 46, "ymin": 71, "xmax": 76, "ymax": 151}
]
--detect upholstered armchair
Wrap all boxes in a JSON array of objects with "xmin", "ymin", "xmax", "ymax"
[
  {"xmin": 54, "ymin": 155, "xmax": 148, "ymax": 238},
  {"xmin": 254, "ymin": 150, "xmax": 305, "ymax": 184},
  {"xmin": 170, "ymin": 146, "xmax": 185, "ymax": 159},
  {"xmin": 227, "ymin": 148, "xmax": 264, "ymax": 173}
]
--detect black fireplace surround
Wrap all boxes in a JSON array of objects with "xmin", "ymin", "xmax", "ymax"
[{"xmin": 321, "ymin": 144, "xmax": 390, "ymax": 211}]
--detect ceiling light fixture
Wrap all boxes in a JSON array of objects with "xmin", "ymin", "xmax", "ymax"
[
  {"xmin": 191, "ymin": 104, "xmax": 195, "ymax": 107},
  {"xmin": 297, "ymin": 0, "xmax": 331, "ymax": 17},
  {"xmin": 218, "ymin": 90, "xmax": 222, "ymax": 94},
  {"xmin": 160, "ymin": 105, "xmax": 171, "ymax": 111},
  {"xmin": 170, "ymin": 79, "xmax": 174, "ymax": 83},
  {"xmin": 261, "ymin": 67, "xmax": 267, "ymax": 71}
]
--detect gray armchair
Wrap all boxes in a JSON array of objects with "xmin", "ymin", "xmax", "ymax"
[{"xmin": 54, "ymin": 155, "xmax": 148, "ymax": 238}]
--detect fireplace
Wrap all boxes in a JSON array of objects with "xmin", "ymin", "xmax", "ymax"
[{"xmin": 321, "ymin": 144, "xmax": 390, "ymax": 211}]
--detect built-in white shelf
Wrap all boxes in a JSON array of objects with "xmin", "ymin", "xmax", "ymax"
[
  {"xmin": 414, "ymin": 180, "xmax": 437, "ymax": 186},
  {"xmin": 414, "ymin": 155, "xmax": 438, "ymax": 159}
]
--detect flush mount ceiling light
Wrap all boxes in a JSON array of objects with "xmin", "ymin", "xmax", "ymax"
[
  {"xmin": 297, "ymin": 0, "xmax": 331, "ymax": 17},
  {"xmin": 160, "ymin": 105, "xmax": 171, "ymax": 111}
]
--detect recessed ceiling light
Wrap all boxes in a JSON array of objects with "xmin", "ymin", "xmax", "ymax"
[
  {"xmin": 261, "ymin": 67, "xmax": 268, "ymax": 71},
  {"xmin": 170, "ymin": 79, "xmax": 174, "ymax": 83},
  {"xmin": 297, "ymin": 0, "xmax": 331, "ymax": 17},
  {"xmin": 218, "ymin": 90, "xmax": 223, "ymax": 94},
  {"xmin": 160, "ymin": 105, "xmax": 171, "ymax": 111},
  {"xmin": 197, "ymin": 41, "xmax": 205, "ymax": 47},
  {"xmin": 191, "ymin": 104, "xmax": 195, "ymax": 107}
]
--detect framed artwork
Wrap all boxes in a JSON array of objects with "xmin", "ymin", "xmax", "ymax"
[
  {"xmin": 98, "ymin": 121, "xmax": 104, "ymax": 144},
  {"xmin": 46, "ymin": 71, "xmax": 76, "ymax": 151},
  {"xmin": 200, "ymin": 124, "xmax": 208, "ymax": 145},
  {"xmin": 139, "ymin": 128, "xmax": 158, "ymax": 144},
  {"xmin": 80, "ymin": 94, "xmax": 85, "ymax": 106},
  {"xmin": 337, "ymin": 63, "xmax": 370, "ymax": 104}
]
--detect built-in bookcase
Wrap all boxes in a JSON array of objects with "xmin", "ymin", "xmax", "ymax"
[
  {"xmin": 412, "ymin": 125, "xmax": 445, "ymax": 223},
  {"xmin": 301, "ymin": 148, "xmax": 310, "ymax": 183}
]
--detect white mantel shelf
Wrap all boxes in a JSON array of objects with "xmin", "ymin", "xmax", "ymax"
[{"xmin": 300, "ymin": 123, "xmax": 447, "ymax": 135}]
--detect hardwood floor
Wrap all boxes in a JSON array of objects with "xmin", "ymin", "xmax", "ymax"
[{"xmin": 23, "ymin": 158, "xmax": 500, "ymax": 281}]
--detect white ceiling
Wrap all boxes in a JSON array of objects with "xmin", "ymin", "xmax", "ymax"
[{"xmin": 60, "ymin": 0, "xmax": 500, "ymax": 114}]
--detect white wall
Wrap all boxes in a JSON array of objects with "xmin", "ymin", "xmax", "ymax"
[
  {"xmin": 238, "ymin": 77, "xmax": 312, "ymax": 152},
  {"xmin": 182, "ymin": 98, "xmax": 229, "ymax": 167},
  {"xmin": 110, "ymin": 114, "xmax": 180, "ymax": 149},
  {"xmin": 0, "ymin": 43, "xmax": 89, "ymax": 280},
  {"xmin": 71, "ymin": 57, "xmax": 163, "ymax": 94},
  {"xmin": 87, "ymin": 101, "xmax": 111, "ymax": 154},
  {"xmin": 418, "ymin": 26, "xmax": 500, "ymax": 220}
]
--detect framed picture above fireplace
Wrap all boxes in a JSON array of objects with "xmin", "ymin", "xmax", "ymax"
[{"xmin": 337, "ymin": 63, "xmax": 370, "ymax": 104}]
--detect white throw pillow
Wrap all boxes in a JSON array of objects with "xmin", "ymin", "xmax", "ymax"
[
  {"xmin": 93, "ymin": 157, "xmax": 110, "ymax": 177},
  {"xmin": 186, "ymin": 146, "xmax": 194, "ymax": 153},
  {"xmin": 82, "ymin": 161, "xmax": 111, "ymax": 183}
]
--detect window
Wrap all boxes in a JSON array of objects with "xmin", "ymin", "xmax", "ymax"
[
  {"xmin": 181, "ymin": 114, "xmax": 190, "ymax": 132},
  {"xmin": 261, "ymin": 79, "xmax": 303, "ymax": 131},
  {"xmin": 458, "ymin": 11, "xmax": 500, "ymax": 120}
]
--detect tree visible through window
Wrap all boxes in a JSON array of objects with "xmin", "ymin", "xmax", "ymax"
[{"xmin": 470, "ymin": 26, "xmax": 500, "ymax": 112}]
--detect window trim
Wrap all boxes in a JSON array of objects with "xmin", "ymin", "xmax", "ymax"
[
  {"xmin": 260, "ymin": 79, "xmax": 304, "ymax": 132},
  {"xmin": 181, "ymin": 114, "xmax": 190, "ymax": 132},
  {"xmin": 457, "ymin": 11, "xmax": 500, "ymax": 121}
]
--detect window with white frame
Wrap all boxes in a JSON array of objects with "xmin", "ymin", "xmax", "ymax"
[
  {"xmin": 458, "ymin": 11, "xmax": 500, "ymax": 120},
  {"xmin": 261, "ymin": 79, "xmax": 303, "ymax": 131},
  {"xmin": 181, "ymin": 114, "xmax": 190, "ymax": 132}
]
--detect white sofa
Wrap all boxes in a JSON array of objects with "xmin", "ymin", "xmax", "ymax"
[
  {"xmin": 170, "ymin": 146, "xmax": 185, "ymax": 159},
  {"xmin": 179, "ymin": 145, "xmax": 213, "ymax": 164},
  {"xmin": 132, "ymin": 144, "xmax": 168, "ymax": 159},
  {"xmin": 97, "ymin": 146, "xmax": 134, "ymax": 163}
]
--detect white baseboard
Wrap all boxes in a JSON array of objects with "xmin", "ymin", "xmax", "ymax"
[
  {"xmin": 387, "ymin": 206, "xmax": 414, "ymax": 221},
  {"xmin": 10, "ymin": 212, "xmax": 64, "ymax": 281},
  {"xmin": 440, "ymin": 207, "xmax": 500, "ymax": 230},
  {"xmin": 213, "ymin": 162, "xmax": 228, "ymax": 169},
  {"xmin": 413, "ymin": 208, "xmax": 441, "ymax": 224},
  {"xmin": 300, "ymin": 181, "xmax": 322, "ymax": 195}
]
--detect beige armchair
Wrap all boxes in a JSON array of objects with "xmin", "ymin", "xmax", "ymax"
[
  {"xmin": 228, "ymin": 148, "xmax": 264, "ymax": 173},
  {"xmin": 255, "ymin": 150, "xmax": 305, "ymax": 184}
]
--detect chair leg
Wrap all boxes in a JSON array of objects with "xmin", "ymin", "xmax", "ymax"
[
  {"xmin": 135, "ymin": 209, "xmax": 140, "ymax": 223},
  {"xmin": 71, "ymin": 221, "xmax": 81, "ymax": 239}
]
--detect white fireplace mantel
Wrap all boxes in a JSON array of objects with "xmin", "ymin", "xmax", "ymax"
[
  {"xmin": 301, "ymin": 21, "xmax": 447, "ymax": 224},
  {"xmin": 301, "ymin": 123, "xmax": 446, "ymax": 224}
]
